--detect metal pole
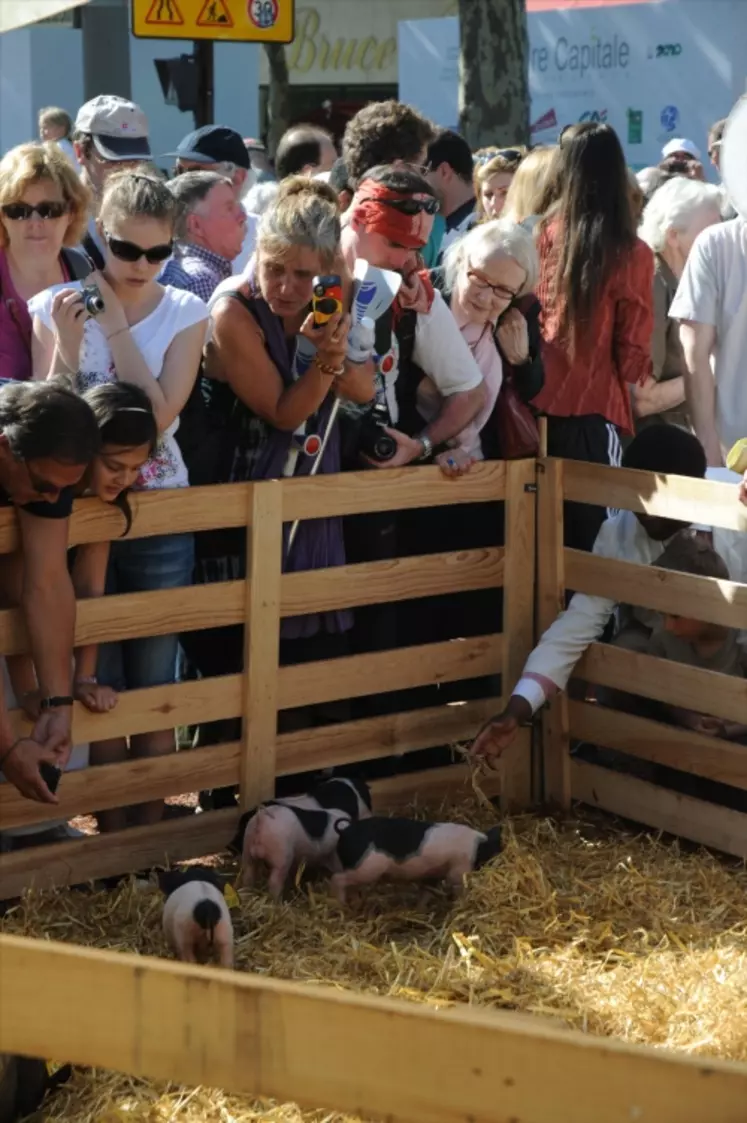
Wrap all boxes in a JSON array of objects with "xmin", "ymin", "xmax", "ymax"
[
  {"xmin": 286, "ymin": 398, "xmax": 341, "ymax": 558},
  {"xmin": 193, "ymin": 39, "xmax": 214, "ymax": 128}
]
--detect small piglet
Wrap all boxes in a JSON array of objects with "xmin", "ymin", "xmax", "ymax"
[
  {"xmin": 160, "ymin": 867, "xmax": 234, "ymax": 968},
  {"xmin": 233, "ymin": 777, "xmax": 372, "ymax": 899},
  {"xmin": 330, "ymin": 817, "xmax": 502, "ymax": 903}
]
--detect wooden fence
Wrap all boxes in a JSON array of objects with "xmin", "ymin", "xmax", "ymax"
[
  {"xmin": 539, "ymin": 457, "xmax": 747, "ymax": 858},
  {"xmin": 0, "ymin": 461, "xmax": 536, "ymax": 898},
  {"xmin": 3, "ymin": 933, "xmax": 747, "ymax": 1123}
]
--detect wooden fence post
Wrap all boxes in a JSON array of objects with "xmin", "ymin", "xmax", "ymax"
[
  {"xmin": 537, "ymin": 457, "xmax": 571, "ymax": 809},
  {"xmin": 240, "ymin": 481, "xmax": 283, "ymax": 811},
  {"xmin": 500, "ymin": 458, "xmax": 537, "ymax": 812}
]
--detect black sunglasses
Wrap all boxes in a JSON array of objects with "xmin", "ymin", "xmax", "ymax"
[
  {"xmin": 362, "ymin": 195, "xmax": 439, "ymax": 216},
  {"xmin": 105, "ymin": 233, "xmax": 173, "ymax": 264},
  {"xmin": 2, "ymin": 201, "xmax": 68, "ymax": 221}
]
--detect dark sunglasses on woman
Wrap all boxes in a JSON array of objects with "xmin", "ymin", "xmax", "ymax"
[
  {"xmin": 2, "ymin": 201, "xmax": 68, "ymax": 221},
  {"xmin": 104, "ymin": 232, "xmax": 173, "ymax": 264},
  {"xmin": 362, "ymin": 195, "xmax": 439, "ymax": 216}
]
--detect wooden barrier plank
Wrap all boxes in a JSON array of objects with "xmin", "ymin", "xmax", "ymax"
[
  {"xmin": 278, "ymin": 634, "xmax": 503, "ymax": 710},
  {"xmin": 0, "ymin": 808, "xmax": 240, "ymax": 899},
  {"xmin": 565, "ymin": 549, "xmax": 747, "ymax": 630},
  {"xmin": 0, "ymin": 581, "xmax": 245, "ymax": 657},
  {"xmin": 8, "ymin": 674, "xmax": 244, "ymax": 745},
  {"xmin": 0, "ymin": 742, "xmax": 241, "ymax": 830},
  {"xmin": 4, "ymin": 935, "xmax": 747, "ymax": 1123},
  {"xmin": 571, "ymin": 759, "xmax": 747, "ymax": 860},
  {"xmin": 562, "ymin": 460, "xmax": 747, "ymax": 532},
  {"xmin": 537, "ymin": 458, "xmax": 572, "ymax": 809},
  {"xmin": 0, "ymin": 550, "xmax": 503, "ymax": 655},
  {"xmin": 0, "ymin": 484, "xmax": 253, "ymax": 557},
  {"xmin": 241, "ymin": 484, "xmax": 283, "ymax": 809},
  {"xmin": 578, "ymin": 643, "xmax": 747, "ymax": 725},
  {"xmin": 276, "ymin": 699, "xmax": 497, "ymax": 776},
  {"xmin": 569, "ymin": 701, "xmax": 747, "ymax": 790},
  {"xmin": 0, "ymin": 701, "xmax": 500, "ymax": 831},
  {"xmin": 280, "ymin": 547, "xmax": 504, "ymax": 616},
  {"xmin": 500, "ymin": 459, "xmax": 536, "ymax": 811},
  {"xmin": 281, "ymin": 461, "xmax": 506, "ymax": 521},
  {"xmin": 5, "ymin": 639, "xmax": 501, "ymax": 745}
]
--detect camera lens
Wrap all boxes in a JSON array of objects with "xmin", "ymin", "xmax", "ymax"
[{"xmin": 372, "ymin": 431, "xmax": 397, "ymax": 461}]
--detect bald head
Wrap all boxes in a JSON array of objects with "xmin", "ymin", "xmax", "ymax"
[{"xmin": 275, "ymin": 125, "xmax": 337, "ymax": 181}]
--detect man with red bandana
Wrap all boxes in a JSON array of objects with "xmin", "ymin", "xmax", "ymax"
[{"xmin": 340, "ymin": 165, "xmax": 485, "ymax": 468}]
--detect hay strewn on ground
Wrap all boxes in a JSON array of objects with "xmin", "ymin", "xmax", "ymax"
[{"xmin": 3, "ymin": 797, "xmax": 747, "ymax": 1121}]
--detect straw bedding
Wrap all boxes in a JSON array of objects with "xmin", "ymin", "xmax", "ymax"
[{"xmin": 3, "ymin": 794, "xmax": 747, "ymax": 1121}]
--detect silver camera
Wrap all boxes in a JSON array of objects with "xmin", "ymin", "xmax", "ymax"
[{"xmin": 81, "ymin": 283, "xmax": 105, "ymax": 317}]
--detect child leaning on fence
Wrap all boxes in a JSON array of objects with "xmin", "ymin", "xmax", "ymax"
[
  {"xmin": 644, "ymin": 531, "xmax": 747, "ymax": 741},
  {"xmin": 470, "ymin": 424, "xmax": 747, "ymax": 764}
]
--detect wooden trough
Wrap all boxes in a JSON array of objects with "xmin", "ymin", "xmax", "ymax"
[{"xmin": 1, "ymin": 457, "xmax": 747, "ymax": 1120}]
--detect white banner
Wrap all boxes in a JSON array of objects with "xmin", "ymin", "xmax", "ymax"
[
  {"xmin": 0, "ymin": 0, "xmax": 89, "ymax": 34},
  {"xmin": 398, "ymin": 2, "xmax": 747, "ymax": 171}
]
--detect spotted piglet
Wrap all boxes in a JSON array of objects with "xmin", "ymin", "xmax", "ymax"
[
  {"xmin": 330, "ymin": 818, "xmax": 502, "ymax": 903},
  {"xmin": 160, "ymin": 867, "xmax": 234, "ymax": 969},
  {"xmin": 238, "ymin": 805, "xmax": 349, "ymax": 899},
  {"xmin": 232, "ymin": 777, "xmax": 371, "ymax": 899}
]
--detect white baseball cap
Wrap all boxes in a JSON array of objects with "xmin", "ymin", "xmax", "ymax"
[
  {"xmin": 75, "ymin": 95, "xmax": 151, "ymax": 162},
  {"xmin": 661, "ymin": 137, "xmax": 702, "ymax": 162}
]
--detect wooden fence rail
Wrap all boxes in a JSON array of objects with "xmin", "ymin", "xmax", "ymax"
[
  {"xmin": 0, "ymin": 462, "xmax": 528, "ymax": 894},
  {"xmin": 4, "ymin": 934, "xmax": 747, "ymax": 1123},
  {"xmin": 540, "ymin": 457, "xmax": 747, "ymax": 857}
]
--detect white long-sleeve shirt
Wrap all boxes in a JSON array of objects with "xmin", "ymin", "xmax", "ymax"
[{"xmin": 513, "ymin": 471, "xmax": 747, "ymax": 714}]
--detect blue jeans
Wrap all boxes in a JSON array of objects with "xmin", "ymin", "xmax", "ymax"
[{"xmin": 97, "ymin": 533, "xmax": 195, "ymax": 692}]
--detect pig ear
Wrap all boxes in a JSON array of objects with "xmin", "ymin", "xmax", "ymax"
[{"xmin": 159, "ymin": 869, "xmax": 186, "ymax": 895}]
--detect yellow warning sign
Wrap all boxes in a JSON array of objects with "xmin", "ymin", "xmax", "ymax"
[
  {"xmin": 145, "ymin": 0, "xmax": 184, "ymax": 25},
  {"xmin": 132, "ymin": 0, "xmax": 293, "ymax": 42},
  {"xmin": 197, "ymin": 0, "xmax": 233, "ymax": 27}
]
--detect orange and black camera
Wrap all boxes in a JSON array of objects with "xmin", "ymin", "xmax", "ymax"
[{"xmin": 311, "ymin": 274, "xmax": 343, "ymax": 327}]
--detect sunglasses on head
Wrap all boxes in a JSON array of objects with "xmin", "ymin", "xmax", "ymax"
[
  {"xmin": 363, "ymin": 195, "xmax": 439, "ymax": 216},
  {"xmin": 104, "ymin": 233, "xmax": 173, "ymax": 264},
  {"xmin": 2, "ymin": 201, "xmax": 68, "ymax": 221}
]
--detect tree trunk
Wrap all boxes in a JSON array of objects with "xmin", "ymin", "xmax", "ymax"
[
  {"xmin": 458, "ymin": 0, "xmax": 529, "ymax": 149},
  {"xmin": 264, "ymin": 43, "xmax": 291, "ymax": 160}
]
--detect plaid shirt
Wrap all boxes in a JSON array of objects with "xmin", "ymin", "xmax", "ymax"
[{"xmin": 160, "ymin": 242, "xmax": 232, "ymax": 303}]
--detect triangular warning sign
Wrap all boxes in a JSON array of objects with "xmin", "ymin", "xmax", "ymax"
[
  {"xmin": 196, "ymin": 0, "xmax": 233, "ymax": 27},
  {"xmin": 145, "ymin": 0, "xmax": 184, "ymax": 24}
]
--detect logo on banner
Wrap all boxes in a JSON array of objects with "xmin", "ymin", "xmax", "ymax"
[
  {"xmin": 579, "ymin": 109, "xmax": 608, "ymax": 124},
  {"xmin": 145, "ymin": 0, "xmax": 184, "ymax": 24},
  {"xmin": 627, "ymin": 109, "xmax": 643, "ymax": 145},
  {"xmin": 530, "ymin": 108, "xmax": 558, "ymax": 135},
  {"xmin": 651, "ymin": 43, "xmax": 683, "ymax": 59},
  {"xmin": 660, "ymin": 105, "xmax": 680, "ymax": 133},
  {"xmin": 247, "ymin": 0, "xmax": 278, "ymax": 27},
  {"xmin": 197, "ymin": 0, "xmax": 233, "ymax": 27}
]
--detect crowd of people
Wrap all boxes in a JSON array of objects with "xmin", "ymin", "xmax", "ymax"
[{"xmin": 0, "ymin": 89, "xmax": 745, "ymax": 848}]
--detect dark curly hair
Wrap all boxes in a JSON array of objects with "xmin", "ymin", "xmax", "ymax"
[{"xmin": 342, "ymin": 100, "xmax": 435, "ymax": 188}]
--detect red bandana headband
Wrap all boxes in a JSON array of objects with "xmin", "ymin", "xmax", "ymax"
[{"xmin": 351, "ymin": 179, "xmax": 434, "ymax": 250}]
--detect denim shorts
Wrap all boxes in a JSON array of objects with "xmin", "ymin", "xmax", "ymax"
[{"xmin": 97, "ymin": 532, "xmax": 195, "ymax": 692}]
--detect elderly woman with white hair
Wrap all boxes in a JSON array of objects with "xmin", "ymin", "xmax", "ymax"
[
  {"xmin": 426, "ymin": 217, "xmax": 543, "ymax": 466},
  {"xmin": 635, "ymin": 176, "xmax": 722, "ymax": 429}
]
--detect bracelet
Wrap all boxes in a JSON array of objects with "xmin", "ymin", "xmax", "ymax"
[
  {"xmin": 416, "ymin": 433, "xmax": 434, "ymax": 461},
  {"xmin": 315, "ymin": 356, "xmax": 345, "ymax": 378},
  {"xmin": 39, "ymin": 695, "xmax": 74, "ymax": 710},
  {"xmin": 75, "ymin": 676, "xmax": 98, "ymax": 686},
  {"xmin": 106, "ymin": 327, "xmax": 128, "ymax": 342}
]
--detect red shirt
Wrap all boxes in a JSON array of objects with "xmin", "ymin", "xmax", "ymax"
[{"xmin": 534, "ymin": 221, "xmax": 654, "ymax": 434}]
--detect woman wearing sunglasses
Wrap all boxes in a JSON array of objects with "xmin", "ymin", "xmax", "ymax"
[
  {"xmin": 0, "ymin": 142, "xmax": 91, "ymax": 382},
  {"xmin": 29, "ymin": 170, "xmax": 208, "ymax": 828}
]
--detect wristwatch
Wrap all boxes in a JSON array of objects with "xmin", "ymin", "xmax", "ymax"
[
  {"xmin": 39, "ymin": 696, "xmax": 74, "ymax": 710},
  {"xmin": 417, "ymin": 433, "xmax": 434, "ymax": 461}
]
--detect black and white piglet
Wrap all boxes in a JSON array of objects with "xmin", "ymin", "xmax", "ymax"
[
  {"xmin": 234, "ymin": 777, "xmax": 372, "ymax": 899},
  {"xmin": 330, "ymin": 817, "xmax": 502, "ymax": 902},
  {"xmin": 160, "ymin": 867, "xmax": 234, "ymax": 968}
]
